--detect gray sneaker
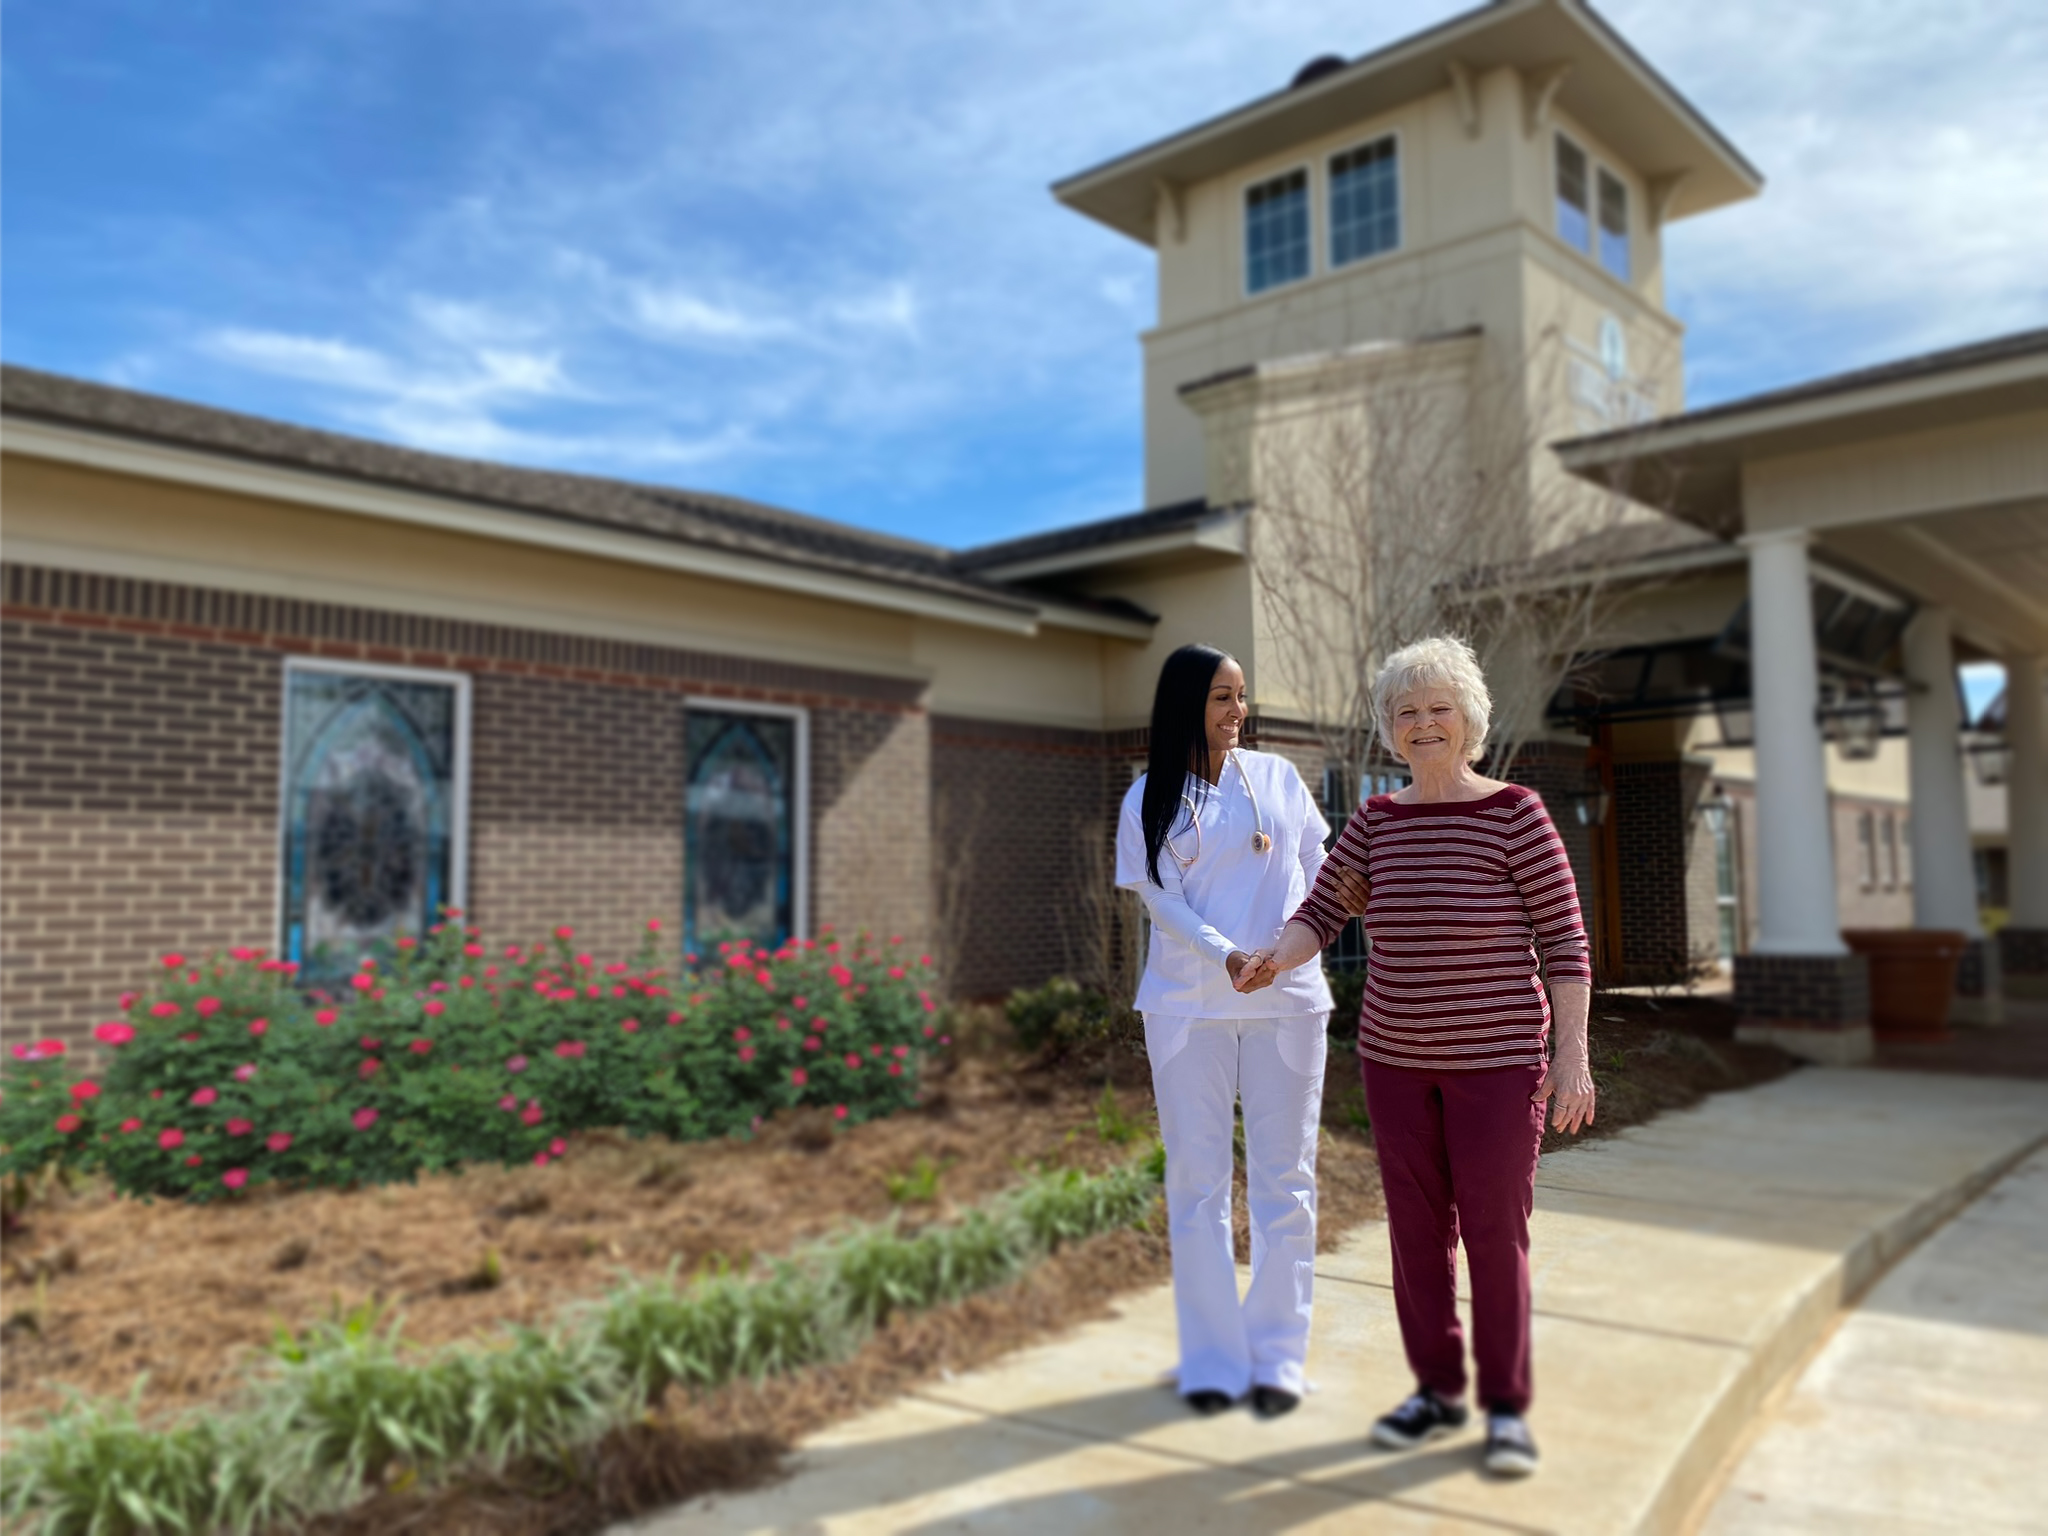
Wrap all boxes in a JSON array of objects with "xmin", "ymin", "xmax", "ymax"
[
  {"xmin": 1370, "ymin": 1388, "xmax": 1469, "ymax": 1449},
  {"xmin": 1483, "ymin": 1408, "xmax": 1539, "ymax": 1476}
]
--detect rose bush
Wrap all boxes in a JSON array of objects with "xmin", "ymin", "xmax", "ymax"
[{"xmin": 0, "ymin": 919, "xmax": 946, "ymax": 1203}]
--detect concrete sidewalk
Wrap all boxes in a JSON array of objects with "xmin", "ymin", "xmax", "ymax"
[
  {"xmin": 1702, "ymin": 1144, "xmax": 2048, "ymax": 1534},
  {"xmin": 623, "ymin": 1071, "xmax": 2048, "ymax": 1536}
]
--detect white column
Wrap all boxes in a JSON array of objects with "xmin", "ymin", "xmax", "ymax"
[
  {"xmin": 1904, "ymin": 609, "xmax": 1983, "ymax": 936},
  {"xmin": 2007, "ymin": 653, "xmax": 2048, "ymax": 927},
  {"xmin": 1744, "ymin": 529, "xmax": 1846, "ymax": 954}
]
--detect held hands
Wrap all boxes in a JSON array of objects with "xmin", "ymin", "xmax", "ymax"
[
  {"xmin": 1532, "ymin": 1052, "xmax": 1597, "ymax": 1135},
  {"xmin": 1229, "ymin": 948, "xmax": 1280, "ymax": 993}
]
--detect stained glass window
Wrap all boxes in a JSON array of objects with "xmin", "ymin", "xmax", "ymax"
[
  {"xmin": 281, "ymin": 665, "xmax": 466, "ymax": 991},
  {"xmin": 1330, "ymin": 137, "xmax": 1399, "ymax": 268},
  {"xmin": 685, "ymin": 709, "xmax": 799, "ymax": 956}
]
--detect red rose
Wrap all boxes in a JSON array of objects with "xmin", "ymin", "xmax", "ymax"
[
  {"xmin": 266, "ymin": 1132, "xmax": 293, "ymax": 1153},
  {"xmin": 55, "ymin": 1114, "xmax": 82, "ymax": 1133}
]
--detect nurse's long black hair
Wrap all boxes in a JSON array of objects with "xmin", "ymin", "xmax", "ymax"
[{"xmin": 1141, "ymin": 642, "xmax": 1235, "ymax": 886}]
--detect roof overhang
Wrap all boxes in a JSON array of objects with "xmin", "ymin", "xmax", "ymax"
[
  {"xmin": 1554, "ymin": 331, "xmax": 2048, "ymax": 655},
  {"xmin": 2, "ymin": 413, "xmax": 1077, "ymax": 639},
  {"xmin": 968, "ymin": 505, "xmax": 1248, "ymax": 582},
  {"xmin": 1554, "ymin": 332, "xmax": 2048, "ymax": 539},
  {"xmin": 1053, "ymin": 0, "xmax": 1760, "ymax": 245}
]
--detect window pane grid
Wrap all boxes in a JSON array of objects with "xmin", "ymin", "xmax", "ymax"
[
  {"xmin": 1245, "ymin": 169, "xmax": 1310, "ymax": 294},
  {"xmin": 1597, "ymin": 167, "xmax": 1630, "ymax": 281},
  {"xmin": 1330, "ymin": 138, "xmax": 1399, "ymax": 268},
  {"xmin": 1555, "ymin": 134, "xmax": 1591, "ymax": 252}
]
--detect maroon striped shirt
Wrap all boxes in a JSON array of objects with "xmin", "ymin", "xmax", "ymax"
[{"xmin": 1292, "ymin": 785, "xmax": 1591, "ymax": 1070}]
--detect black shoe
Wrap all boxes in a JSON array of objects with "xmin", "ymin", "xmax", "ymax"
[
  {"xmin": 1250, "ymin": 1386, "xmax": 1300, "ymax": 1419},
  {"xmin": 1370, "ymin": 1387, "xmax": 1469, "ymax": 1449},
  {"xmin": 1183, "ymin": 1389, "xmax": 1234, "ymax": 1416},
  {"xmin": 1483, "ymin": 1408, "xmax": 1539, "ymax": 1476}
]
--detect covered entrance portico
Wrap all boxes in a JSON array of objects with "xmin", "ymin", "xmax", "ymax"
[{"xmin": 1559, "ymin": 330, "xmax": 2048, "ymax": 1063}]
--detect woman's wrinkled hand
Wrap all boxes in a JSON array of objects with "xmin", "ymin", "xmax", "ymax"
[
  {"xmin": 1532, "ymin": 1055, "xmax": 1596, "ymax": 1135},
  {"xmin": 1328, "ymin": 863, "xmax": 1369, "ymax": 917}
]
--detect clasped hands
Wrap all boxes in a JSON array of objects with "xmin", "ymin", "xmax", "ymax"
[{"xmin": 1224, "ymin": 863, "xmax": 1368, "ymax": 994}]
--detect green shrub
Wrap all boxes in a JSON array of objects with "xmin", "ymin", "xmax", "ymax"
[
  {"xmin": 0, "ymin": 920, "xmax": 948, "ymax": 1203},
  {"xmin": 1004, "ymin": 977, "xmax": 1140, "ymax": 1055}
]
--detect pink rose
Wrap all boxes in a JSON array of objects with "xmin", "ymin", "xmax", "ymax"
[
  {"xmin": 159, "ymin": 1128, "xmax": 185, "ymax": 1150},
  {"xmin": 315, "ymin": 1010, "xmax": 338, "ymax": 1026},
  {"xmin": 233, "ymin": 1063, "xmax": 257, "ymax": 1082},
  {"xmin": 266, "ymin": 1132, "xmax": 293, "ymax": 1152},
  {"xmin": 792, "ymin": 996, "xmax": 808, "ymax": 1011},
  {"xmin": 226, "ymin": 1118, "xmax": 253, "ymax": 1136},
  {"xmin": 161, "ymin": 953, "xmax": 185, "ymax": 969},
  {"xmin": 351, "ymin": 1107, "xmax": 379, "ymax": 1131},
  {"xmin": 738, "ymin": 1045, "xmax": 756, "ymax": 1062},
  {"xmin": 498, "ymin": 1095, "xmax": 518, "ymax": 1111},
  {"xmin": 549, "ymin": 1138, "xmax": 566, "ymax": 1157},
  {"xmin": 94, "ymin": 1022, "xmax": 136, "ymax": 1046},
  {"xmin": 151, "ymin": 1002, "xmax": 182, "ymax": 1018},
  {"xmin": 409, "ymin": 1039, "xmax": 432, "ymax": 1055},
  {"xmin": 222, "ymin": 1169, "xmax": 249, "ymax": 1190},
  {"xmin": 554, "ymin": 926, "xmax": 575, "ymax": 941},
  {"xmin": 249, "ymin": 1018, "xmax": 269, "ymax": 1037},
  {"xmin": 55, "ymin": 1114, "xmax": 82, "ymax": 1133},
  {"xmin": 422, "ymin": 1000, "xmax": 445, "ymax": 1018},
  {"xmin": 191, "ymin": 1086, "xmax": 218, "ymax": 1107},
  {"xmin": 507, "ymin": 1055, "xmax": 529, "ymax": 1074},
  {"xmin": 118, "ymin": 990, "xmax": 139, "ymax": 1010},
  {"xmin": 790, "ymin": 1068, "xmax": 808, "ymax": 1086},
  {"xmin": 533, "ymin": 1151, "xmax": 550, "ymax": 1166},
  {"xmin": 833, "ymin": 1105, "xmax": 849, "ymax": 1121},
  {"xmin": 521, "ymin": 1104, "xmax": 544, "ymax": 1126},
  {"xmin": 120, "ymin": 1117, "xmax": 142, "ymax": 1133},
  {"xmin": 350, "ymin": 974, "xmax": 374, "ymax": 993},
  {"xmin": 71, "ymin": 1079, "xmax": 101, "ymax": 1100}
]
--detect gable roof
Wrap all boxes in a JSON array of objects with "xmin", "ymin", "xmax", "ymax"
[
  {"xmin": 1, "ymin": 365, "xmax": 1156, "ymax": 638},
  {"xmin": 1055, "ymin": 0, "xmax": 1760, "ymax": 245}
]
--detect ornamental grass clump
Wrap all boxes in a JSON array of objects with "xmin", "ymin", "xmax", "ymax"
[
  {"xmin": 0, "ymin": 1390, "xmax": 312, "ymax": 1536},
  {"xmin": 0, "ymin": 919, "xmax": 950, "ymax": 1203},
  {"xmin": 1, "ymin": 1155, "xmax": 1163, "ymax": 1535}
]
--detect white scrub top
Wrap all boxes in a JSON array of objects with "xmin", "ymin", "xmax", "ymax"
[{"xmin": 1115, "ymin": 749, "xmax": 1334, "ymax": 1019}]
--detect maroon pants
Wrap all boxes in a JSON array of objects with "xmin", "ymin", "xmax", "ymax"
[{"xmin": 1361, "ymin": 1056, "xmax": 1545, "ymax": 1414}]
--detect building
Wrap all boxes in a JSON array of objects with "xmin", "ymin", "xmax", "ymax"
[{"xmin": 5, "ymin": 0, "xmax": 2043, "ymax": 1054}]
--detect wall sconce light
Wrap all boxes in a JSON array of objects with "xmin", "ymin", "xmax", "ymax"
[{"xmin": 1968, "ymin": 740, "xmax": 2010, "ymax": 787}]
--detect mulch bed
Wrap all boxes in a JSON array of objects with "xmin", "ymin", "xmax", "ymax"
[{"xmin": 1, "ymin": 990, "xmax": 1791, "ymax": 1535}]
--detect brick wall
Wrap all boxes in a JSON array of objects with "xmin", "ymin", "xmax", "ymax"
[
  {"xmin": 931, "ymin": 717, "xmax": 1119, "ymax": 999},
  {"xmin": 1611, "ymin": 759, "xmax": 1692, "ymax": 984},
  {"xmin": 2, "ymin": 563, "xmax": 931, "ymax": 1047},
  {"xmin": 1734, "ymin": 951, "xmax": 1871, "ymax": 1026}
]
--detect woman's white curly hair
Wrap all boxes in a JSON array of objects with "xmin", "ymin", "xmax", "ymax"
[{"xmin": 1374, "ymin": 635, "xmax": 1493, "ymax": 763}]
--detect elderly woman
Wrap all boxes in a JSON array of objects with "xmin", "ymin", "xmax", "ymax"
[{"xmin": 1236, "ymin": 635, "xmax": 1594, "ymax": 1477}]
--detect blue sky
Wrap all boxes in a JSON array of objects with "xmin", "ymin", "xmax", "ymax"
[{"xmin": 7, "ymin": 0, "xmax": 2046, "ymax": 551}]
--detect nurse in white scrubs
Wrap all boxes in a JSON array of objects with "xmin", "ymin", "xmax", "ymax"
[{"xmin": 1114, "ymin": 643, "xmax": 1360, "ymax": 1418}]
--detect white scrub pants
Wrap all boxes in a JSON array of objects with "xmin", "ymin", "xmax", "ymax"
[{"xmin": 1145, "ymin": 1011, "xmax": 1328, "ymax": 1397}]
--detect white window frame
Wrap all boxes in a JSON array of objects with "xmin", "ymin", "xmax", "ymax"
[
  {"xmin": 1552, "ymin": 130, "xmax": 1633, "ymax": 285},
  {"xmin": 1326, "ymin": 130, "xmax": 1403, "ymax": 272},
  {"xmin": 1240, "ymin": 160, "xmax": 1316, "ymax": 299},
  {"xmin": 683, "ymin": 696, "xmax": 811, "ymax": 942},
  {"xmin": 274, "ymin": 656, "xmax": 474, "ymax": 957}
]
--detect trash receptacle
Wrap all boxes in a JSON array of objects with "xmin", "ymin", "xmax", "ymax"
[{"xmin": 1841, "ymin": 929, "xmax": 1968, "ymax": 1038}]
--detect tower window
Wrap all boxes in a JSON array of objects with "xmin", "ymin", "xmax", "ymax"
[
  {"xmin": 1598, "ymin": 168, "xmax": 1630, "ymax": 281},
  {"xmin": 1245, "ymin": 168, "xmax": 1311, "ymax": 294},
  {"xmin": 1555, "ymin": 134, "xmax": 1591, "ymax": 252},
  {"xmin": 1329, "ymin": 136, "xmax": 1399, "ymax": 268}
]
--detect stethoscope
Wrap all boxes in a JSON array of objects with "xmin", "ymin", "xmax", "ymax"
[{"xmin": 1166, "ymin": 749, "xmax": 1271, "ymax": 870}]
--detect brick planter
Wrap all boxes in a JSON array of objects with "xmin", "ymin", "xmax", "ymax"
[
  {"xmin": 1999, "ymin": 927, "xmax": 2048, "ymax": 1001},
  {"xmin": 1734, "ymin": 951, "xmax": 1874, "ymax": 1065}
]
